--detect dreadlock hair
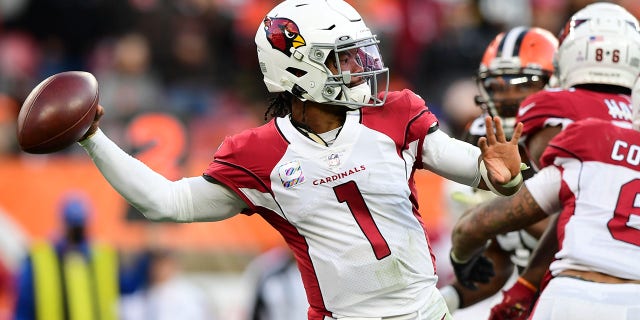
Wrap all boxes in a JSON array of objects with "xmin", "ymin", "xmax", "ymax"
[{"xmin": 264, "ymin": 92, "xmax": 294, "ymax": 121}]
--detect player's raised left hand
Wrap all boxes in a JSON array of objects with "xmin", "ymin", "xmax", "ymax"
[{"xmin": 478, "ymin": 116, "xmax": 523, "ymax": 185}]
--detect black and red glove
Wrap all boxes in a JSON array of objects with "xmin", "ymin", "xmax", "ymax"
[{"xmin": 488, "ymin": 277, "xmax": 538, "ymax": 320}]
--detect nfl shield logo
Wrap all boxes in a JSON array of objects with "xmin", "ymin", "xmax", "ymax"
[{"xmin": 328, "ymin": 153, "xmax": 340, "ymax": 168}]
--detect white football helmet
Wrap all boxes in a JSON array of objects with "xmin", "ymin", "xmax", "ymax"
[
  {"xmin": 555, "ymin": 2, "xmax": 640, "ymax": 90},
  {"xmin": 255, "ymin": 0, "xmax": 389, "ymax": 109}
]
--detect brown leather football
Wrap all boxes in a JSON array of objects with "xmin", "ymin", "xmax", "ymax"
[{"xmin": 17, "ymin": 71, "xmax": 99, "ymax": 154}]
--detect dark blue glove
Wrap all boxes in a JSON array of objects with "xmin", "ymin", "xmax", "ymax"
[{"xmin": 450, "ymin": 250, "xmax": 495, "ymax": 290}]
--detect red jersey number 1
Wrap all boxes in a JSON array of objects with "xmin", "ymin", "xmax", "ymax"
[{"xmin": 334, "ymin": 181, "xmax": 391, "ymax": 260}]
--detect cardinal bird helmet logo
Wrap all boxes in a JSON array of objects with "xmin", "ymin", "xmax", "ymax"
[{"xmin": 263, "ymin": 17, "xmax": 306, "ymax": 57}]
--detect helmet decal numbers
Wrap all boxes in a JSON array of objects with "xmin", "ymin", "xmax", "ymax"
[{"xmin": 594, "ymin": 48, "xmax": 620, "ymax": 63}]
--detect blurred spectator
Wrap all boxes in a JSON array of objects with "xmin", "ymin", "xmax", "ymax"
[
  {"xmin": 0, "ymin": 207, "xmax": 28, "ymax": 320},
  {"xmin": 4, "ymin": 0, "xmax": 128, "ymax": 73},
  {"xmin": 477, "ymin": 0, "xmax": 531, "ymax": 29},
  {"xmin": 0, "ymin": 263, "xmax": 13, "ymax": 320},
  {"xmin": 93, "ymin": 32, "xmax": 165, "ymax": 145},
  {"xmin": 530, "ymin": 0, "xmax": 569, "ymax": 33},
  {"xmin": 411, "ymin": 0, "xmax": 502, "ymax": 115},
  {"xmin": 119, "ymin": 249, "xmax": 212, "ymax": 320},
  {"xmin": 438, "ymin": 78, "xmax": 483, "ymax": 139},
  {"xmin": 385, "ymin": 0, "xmax": 441, "ymax": 82},
  {"xmin": 0, "ymin": 94, "xmax": 20, "ymax": 154},
  {"xmin": 0, "ymin": 31, "xmax": 41, "ymax": 103},
  {"xmin": 14, "ymin": 192, "xmax": 127, "ymax": 320},
  {"xmin": 164, "ymin": 22, "xmax": 218, "ymax": 119},
  {"xmin": 244, "ymin": 247, "xmax": 308, "ymax": 320}
]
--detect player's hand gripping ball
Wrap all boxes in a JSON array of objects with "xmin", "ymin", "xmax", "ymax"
[{"xmin": 17, "ymin": 71, "xmax": 99, "ymax": 154}]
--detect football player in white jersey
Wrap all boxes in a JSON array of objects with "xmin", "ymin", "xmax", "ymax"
[
  {"xmin": 517, "ymin": 2, "xmax": 639, "ymax": 171},
  {"xmin": 450, "ymin": 110, "xmax": 640, "ymax": 319},
  {"xmin": 439, "ymin": 26, "xmax": 558, "ymax": 318},
  {"xmin": 487, "ymin": 3, "xmax": 640, "ymax": 318},
  {"xmin": 75, "ymin": 1, "xmax": 524, "ymax": 319}
]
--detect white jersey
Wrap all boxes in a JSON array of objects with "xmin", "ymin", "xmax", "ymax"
[
  {"xmin": 526, "ymin": 118, "xmax": 640, "ymax": 280},
  {"xmin": 204, "ymin": 90, "xmax": 449, "ymax": 319}
]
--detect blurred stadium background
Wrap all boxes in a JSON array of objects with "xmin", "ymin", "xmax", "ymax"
[{"xmin": 0, "ymin": 0, "xmax": 637, "ymax": 318}]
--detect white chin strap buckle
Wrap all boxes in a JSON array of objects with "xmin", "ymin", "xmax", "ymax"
[{"xmin": 345, "ymin": 82, "xmax": 372, "ymax": 104}]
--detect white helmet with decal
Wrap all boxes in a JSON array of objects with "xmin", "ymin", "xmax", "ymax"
[
  {"xmin": 254, "ymin": 0, "xmax": 389, "ymax": 108},
  {"xmin": 555, "ymin": 2, "xmax": 640, "ymax": 90}
]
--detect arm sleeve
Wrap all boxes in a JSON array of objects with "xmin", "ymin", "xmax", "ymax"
[
  {"xmin": 523, "ymin": 166, "xmax": 562, "ymax": 214},
  {"xmin": 79, "ymin": 129, "xmax": 246, "ymax": 222},
  {"xmin": 421, "ymin": 129, "xmax": 482, "ymax": 187}
]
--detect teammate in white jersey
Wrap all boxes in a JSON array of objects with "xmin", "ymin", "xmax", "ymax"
[
  {"xmin": 450, "ymin": 114, "xmax": 640, "ymax": 319},
  {"xmin": 439, "ymin": 26, "xmax": 557, "ymax": 318},
  {"xmin": 488, "ymin": 3, "xmax": 640, "ymax": 318},
  {"xmin": 75, "ymin": 1, "xmax": 524, "ymax": 319}
]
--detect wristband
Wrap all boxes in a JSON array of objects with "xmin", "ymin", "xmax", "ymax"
[
  {"xmin": 479, "ymin": 160, "xmax": 502, "ymax": 196},
  {"xmin": 479, "ymin": 160, "xmax": 523, "ymax": 196},
  {"xmin": 501, "ymin": 172, "xmax": 523, "ymax": 188},
  {"xmin": 450, "ymin": 250, "xmax": 469, "ymax": 264}
]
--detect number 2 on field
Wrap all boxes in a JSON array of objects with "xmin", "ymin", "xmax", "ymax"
[
  {"xmin": 334, "ymin": 181, "xmax": 391, "ymax": 259},
  {"xmin": 607, "ymin": 179, "xmax": 640, "ymax": 246}
]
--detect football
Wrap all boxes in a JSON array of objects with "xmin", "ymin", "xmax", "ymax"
[{"xmin": 17, "ymin": 71, "xmax": 99, "ymax": 154}]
